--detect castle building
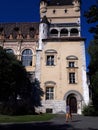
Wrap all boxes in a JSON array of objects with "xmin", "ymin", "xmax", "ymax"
[{"xmin": 0, "ymin": 0, "xmax": 89, "ymax": 114}]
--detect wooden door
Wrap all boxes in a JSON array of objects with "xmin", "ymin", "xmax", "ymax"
[{"xmin": 67, "ymin": 95, "xmax": 77, "ymax": 113}]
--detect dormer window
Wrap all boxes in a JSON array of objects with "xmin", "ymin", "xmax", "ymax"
[
  {"xmin": 57, "ymin": 2, "xmax": 60, "ymax": 5},
  {"xmin": 14, "ymin": 27, "xmax": 19, "ymax": 32},
  {"xmin": 0, "ymin": 27, "xmax": 3, "ymax": 32},
  {"xmin": 29, "ymin": 27, "xmax": 35, "ymax": 32}
]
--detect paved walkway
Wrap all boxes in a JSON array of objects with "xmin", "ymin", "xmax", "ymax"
[
  {"xmin": 50, "ymin": 114, "xmax": 98, "ymax": 129},
  {"xmin": 0, "ymin": 114, "xmax": 98, "ymax": 130}
]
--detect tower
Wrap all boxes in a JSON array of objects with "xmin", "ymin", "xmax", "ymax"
[
  {"xmin": 38, "ymin": 0, "xmax": 89, "ymax": 114},
  {"xmin": 40, "ymin": 0, "xmax": 47, "ymax": 18},
  {"xmin": 35, "ymin": 1, "xmax": 49, "ymax": 81},
  {"xmin": 39, "ymin": 16, "xmax": 49, "ymax": 50}
]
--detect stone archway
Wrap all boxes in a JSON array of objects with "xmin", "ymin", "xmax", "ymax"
[{"xmin": 64, "ymin": 90, "xmax": 83, "ymax": 114}]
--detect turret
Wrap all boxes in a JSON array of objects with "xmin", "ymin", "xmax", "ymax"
[
  {"xmin": 39, "ymin": 16, "xmax": 49, "ymax": 50},
  {"xmin": 40, "ymin": 0, "xmax": 47, "ymax": 18},
  {"xmin": 73, "ymin": 0, "xmax": 80, "ymax": 11}
]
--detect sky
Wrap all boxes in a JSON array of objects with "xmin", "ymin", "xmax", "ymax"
[{"xmin": 0, "ymin": 0, "xmax": 97, "ymax": 70}]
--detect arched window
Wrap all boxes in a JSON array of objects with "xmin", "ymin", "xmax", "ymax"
[
  {"xmin": 21, "ymin": 49, "xmax": 33, "ymax": 67},
  {"xmin": 70, "ymin": 28, "xmax": 78, "ymax": 36},
  {"xmin": 5, "ymin": 49, "xmax": 14, "ymax": 54},
  {"xmin": 60, "ymin": 28, "xmax": 68, "ymax": 36},
  {"xmin": 50, "ymin": 29, "xmax": 58, "ymax": 37}
]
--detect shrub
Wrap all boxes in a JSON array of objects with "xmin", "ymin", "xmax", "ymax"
[
  {"xmin": 0, "ymin": 100, "xmax": 35, "ymax": 116},
  {"xmin": 82, "ymin": 105, "xmax": 96, "ymax": 116}
]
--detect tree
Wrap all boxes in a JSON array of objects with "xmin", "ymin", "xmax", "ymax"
[
  {"xmin": 84, "ymin": 1, "xmax": 98, "ymax": 112},
  {"xmin": 0, "ymin": 47, "xmax": 44, "ymax": 115},
  {"xmin": 31, "ymin": 78, "xmax": 44, "ymax": 114}
]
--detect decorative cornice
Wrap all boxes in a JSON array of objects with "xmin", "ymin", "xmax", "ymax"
[
  {"xmin": 42, "ymin": 37, "xmax": 86, "ymax": 42},
  {"xmin": 0, "ymin": 38, "xmax": 37, "ymax": 42}
]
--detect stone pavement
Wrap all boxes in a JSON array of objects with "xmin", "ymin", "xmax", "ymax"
[{"xmin": 0, "ymin": 114, "xmax": 98, "ymax": 130}]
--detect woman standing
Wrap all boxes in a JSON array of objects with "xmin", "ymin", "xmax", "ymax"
[{"xmin": 65, "ymin": 104, "xmax": 72, "ymax": 122}]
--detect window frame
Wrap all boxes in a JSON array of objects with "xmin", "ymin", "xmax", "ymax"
[
  {"xmin": 46, "ymin": 55, "xmax": 54, "ymax": 66},
  {"xmin": 66, "ymin": 55, "xmax": 78, "ymax": 84},
  {"xmin": 5, "ymin": 48, "xmax": 14, "ymax": 54},
  {"xmin": 69, "ymin": 61, "xmax": 75, "ymax": 68},
  {"xmin": 45, "ymin": 49, "xmax": 57, "ymax": 66},
  {"xmin": 21, "ymin": 49, "xmax": 33, "ymax": 67},
  {"xmin": 45, "ymin": 87, "xmax": 54, "ymax": 100},
  {"xmin": 69, "ymin": 72, "xmax": 76, "ymax": 84}
]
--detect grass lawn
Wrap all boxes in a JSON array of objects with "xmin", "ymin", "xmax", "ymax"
[{"xmin": 0, "ymin": 114, "xmax": 57, "ymax": 123}]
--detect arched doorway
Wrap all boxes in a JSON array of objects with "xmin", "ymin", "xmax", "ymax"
[
  {"xmin": 64, "ymin": 90, "xmax": 83, "ymax": 114},
  {"xmin": 67, "ymin": 94, "xmax": 77, "ymax": 113}
]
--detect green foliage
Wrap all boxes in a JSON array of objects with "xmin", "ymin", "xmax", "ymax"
[
  {"xmin": 91, "ymin": 72, "xmax": 98, "ymax": 108},
  {"xmin": 32, "ymin": 78, "xmax": 44, "ymax": 107},
  {"xmin": 0, "ymin": 47, "xmax": 44, "ymax": 115},
  {"xmin": 84, "ymin": 3, "xmax": 98, "ymax": 23},
  {"xmin": 0, "ymin": 114, "xmax": 56, "ymax": 123},
  {"xmin": 84, "ymin": 1, "xmax": 98, "ymax": 111},
  {"xmin": 82, "ymin": 105, "xmax": 95, "ymax": 116},
  {"xmin": 88, "ymin": 40, "xmax": 98, "ymax": 74},
  {"xmin": 0, "ymin": 46, "xmax": 29, "ymax": 101},
  {"xmin": 82, "ymin": 104, "xmax": 98, "ymax": 116}
]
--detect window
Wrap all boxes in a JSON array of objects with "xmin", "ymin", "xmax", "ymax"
[
  {"xmin": 69, "ymin": 73, "xmax": 75, "ymax": 84},
  {"xmin": 46, "ymin": 87, "xmax": 54, "ymax": 100},
  {"xmin": 21, "ymin": 49, "xmax": 32, "ymax": 67},
  {"xmin": 46, "ymin": 55, "xmax": 54, "ymax": 66},
  {"xmin": 45, "ymin": 49, "xmax": 57, "ymax": 66},
  {"xmin": 50, "ymin": 29, "xmax": 58, "ymax": 37},
  {"xmin": 60, "ymin": 29, "xmax": 68, "ymax": 37},
  {"xmin": 46, "ymin": 108, "xmax": 53, "ymax": 113},
  {"xmin": 5, "ymin": 49, "xmax": 14, "ymax": 54},
  {"xmin": 66, "ymin": 55, "xmax": 78, "ymax": 68},
  {"xmin": 70, "ymin": 28, "xmax": 79, "ymax": 36},
  {"xmin": 69, "ymin": 62, "xmax": 75, "ymax": 67}
]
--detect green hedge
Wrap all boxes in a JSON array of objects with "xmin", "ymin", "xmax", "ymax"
[{"xmin": 82, "ymin": 105, "xmax": 98, "ymax": 116}]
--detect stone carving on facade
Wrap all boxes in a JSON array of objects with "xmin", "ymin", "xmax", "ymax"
[
  {"xmin": 17, "ymin": 31, "xmax": 23, "ymax": 39},
  {"xmin": 0, "ymin": 31, "xmax": 5, "ymax": 40},
  {"xmin": 9, "ymin": 34, "xmax": 13, "ymax": 40},
  {"xmin": 73, "ymin": 0, "xmax": 80, "ymax": 11},
  {"xmin": 40, "ymin": 0, "xmax": 47, "ymax": 18},
  {"xmin": 26, "ymin": 34, "xmax": 30, "ymax": 39}
]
